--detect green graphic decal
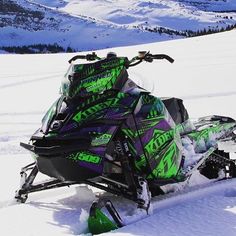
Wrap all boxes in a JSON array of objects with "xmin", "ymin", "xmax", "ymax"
[
  {"xmin": 73, "ymin": 93, "xmax": 126, "ymax": 123},
  {"xmin": 135, "ymin": 154, "xmax": 147, "ymax": 171},
  {"xmin": 91, "ymin": 133, "xmax": 112, "ymax": 146},
  {"xmin": 148, "ymin": 142, "xmax": 179, "ymax": 179},
  {"xmin": 147, "ymin": 109, "xmax": 159, "ymax": 119},
  {"xmin": 188, "ymin": 123, "xmax": 235, "ymax": 145},
  {"xmin": 81, "ymin": 71, "xmax": 113, "ymax": 92},
  {"xmin": 65, "ymin": 58, "xmax": 127, "ymax": 98},
  {"xmin": 68, "ymin": 152, "xmax": 101, "ymax": 164},
  {"xmin": 74, "ymin": 64, "xmax": 85, "ymax": 72},
  {"xmin": 101, "ymin": 58, "xmax": 125, "ymax": 69},
  {"xmin": 147, "ymin": 101, "xmax": 164, "ymax": 118},
  {"xmin": 141, "ymin": 94, "xmax": 156, "ymax": 104},
  {"xmin": 140, "ymin": 95, "xmax": 164, "ymax": 119},
  {"xmin": 144, "ymin": 129, "xmax": 174, "ymax": 157},
  {"xmin": 72, "ymin": 67, "xmax": 123, "ymax": 96},
  {"xmin": 127, "ymin": 141, "xmax": 137, "ymax": 155},
  {"xmin": 122, "ymin": 119, "xmax": 162, "ymax": 139}
]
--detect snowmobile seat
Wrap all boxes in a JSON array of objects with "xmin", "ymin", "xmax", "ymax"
[{"xmin": 161, "ymin": 97, "xmax": 189, "ymax": 125}]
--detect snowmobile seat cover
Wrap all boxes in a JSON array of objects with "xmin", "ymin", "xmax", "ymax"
[
  {"xmin": 60, "ymin": 56, "xmax": 129, "ymax": 98},
  {"xmin": 161, "ymin": 97, "xmax": 189, "ymax": 124}
]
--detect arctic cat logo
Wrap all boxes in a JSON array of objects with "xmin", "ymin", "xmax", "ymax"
[
  {"xmin": 68, "ymin": 152, "xmax": 101, "ymax": 164},
  {"xmin": 145, "ymin": 129, "xmax": 174, "ymax": 157}
]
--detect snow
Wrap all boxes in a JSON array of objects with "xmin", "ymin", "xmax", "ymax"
[
  {"xmin": 32, "ymin": 0, "xmax": 236, "ymax": 31},
  {"xmin": 1, "ymin": 0, "xmax": 236, "ymax": 51},
  {"xmin": 0, "ymin": 29, "xmax": 236, "ymax": 235},
  {"xmin": 107, "ymin": 180, "xmax": 236, "ymax": 236}
]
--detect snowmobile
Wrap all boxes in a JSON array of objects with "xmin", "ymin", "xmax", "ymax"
[{"xmin": 16, "ymin": 51, "xmax": 236, "ymax": 234}]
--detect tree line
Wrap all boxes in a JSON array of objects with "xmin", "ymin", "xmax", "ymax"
[
  {"xmin": 135, "ymin": 23, "xmax": 236, "ymax": 38},
  {"xmin": 0, "ymin": 43, "xmax": 75, "ymax": 54}
]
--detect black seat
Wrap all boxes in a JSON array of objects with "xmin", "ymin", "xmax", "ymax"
[{"xmin": 161, "ymin": 97, "xmax": 189, "ymax": 124}]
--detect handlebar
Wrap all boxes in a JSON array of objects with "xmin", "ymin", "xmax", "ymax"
[
  {"xmin": 68, "ymin": 51, "xmax": 174, "ymax": 66},
  {"xmin": 68, "ymin": 52, "xmax": 101, "ymax": 63},
  {"xmin": 128, "ymin": 51, "xmax": 174, "ymax": 67}
]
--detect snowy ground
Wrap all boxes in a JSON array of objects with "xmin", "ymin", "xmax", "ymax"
[{"xmin": 0, "ymin": 30, "xmax": 236, "ymax": 235}]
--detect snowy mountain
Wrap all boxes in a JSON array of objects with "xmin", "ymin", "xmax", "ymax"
[
  {"xmin": 0, "ymin": 0, "xmax": 236, "ymax": 52},
  {"xmin": 0, "ymin": 29, "xmax": 236, "ymax": 235}
]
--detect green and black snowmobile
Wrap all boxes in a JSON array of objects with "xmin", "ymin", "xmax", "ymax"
[{"xmin": 16, "ymin": 51, "xmax": 236, "ymax": 234}]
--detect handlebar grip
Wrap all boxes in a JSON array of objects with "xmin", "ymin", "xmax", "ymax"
[
  {"xmin": 68, "ymin": 52, "xmax": 99, "ymax": 64},
  {"xmin": 152, "ymin": 54, "xmax": 174, "ymax": 63},
  {"xmin": 68, "ymin": 55, "xmax": 86, "ymax": 64}
]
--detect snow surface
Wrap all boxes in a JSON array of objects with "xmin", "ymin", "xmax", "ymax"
[
  {"xmin": 57, "ymin": 0, "xmax": 236, "ymax": 30},
  {"xmin": 1, "ymin": 0, "xmax": 236, "ymax": 51},
  {"xmin": 0, "ymin": 30, "xmax": 236, "ymax": 235}
]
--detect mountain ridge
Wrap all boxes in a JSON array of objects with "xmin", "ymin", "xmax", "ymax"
[{"xmin": 0, "ymin": 0, "xmax": 236, "ymax": 53}]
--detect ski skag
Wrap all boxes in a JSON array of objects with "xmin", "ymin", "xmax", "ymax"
[{"xmin": 15, "ymin": 51, "xmax": 236, "ymax": 234}]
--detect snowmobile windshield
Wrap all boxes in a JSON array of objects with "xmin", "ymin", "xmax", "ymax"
[
  {"xmin": 60, "ymin": 64, "xmax": 73, "ymax": 98},
  {"xmin": 41, "ymin": 98, "xmax": 59, "ymax": 133},
  {"xmin": 60, "ymin": 57, "xmax": 129, "ymax": 99}
]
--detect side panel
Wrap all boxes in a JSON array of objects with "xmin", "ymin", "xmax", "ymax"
[{"xmin": 133, "ymin": 94, "xmax": 183, "ymax": 179}]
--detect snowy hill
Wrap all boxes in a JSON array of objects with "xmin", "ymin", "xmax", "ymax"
[
  {"xmin": 0, "ymin": 0, "xmax": 236, "ymax": 52},
  {"xmin": 0, "ymin": 29, "xmax": 236, "ymax": 235}
]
